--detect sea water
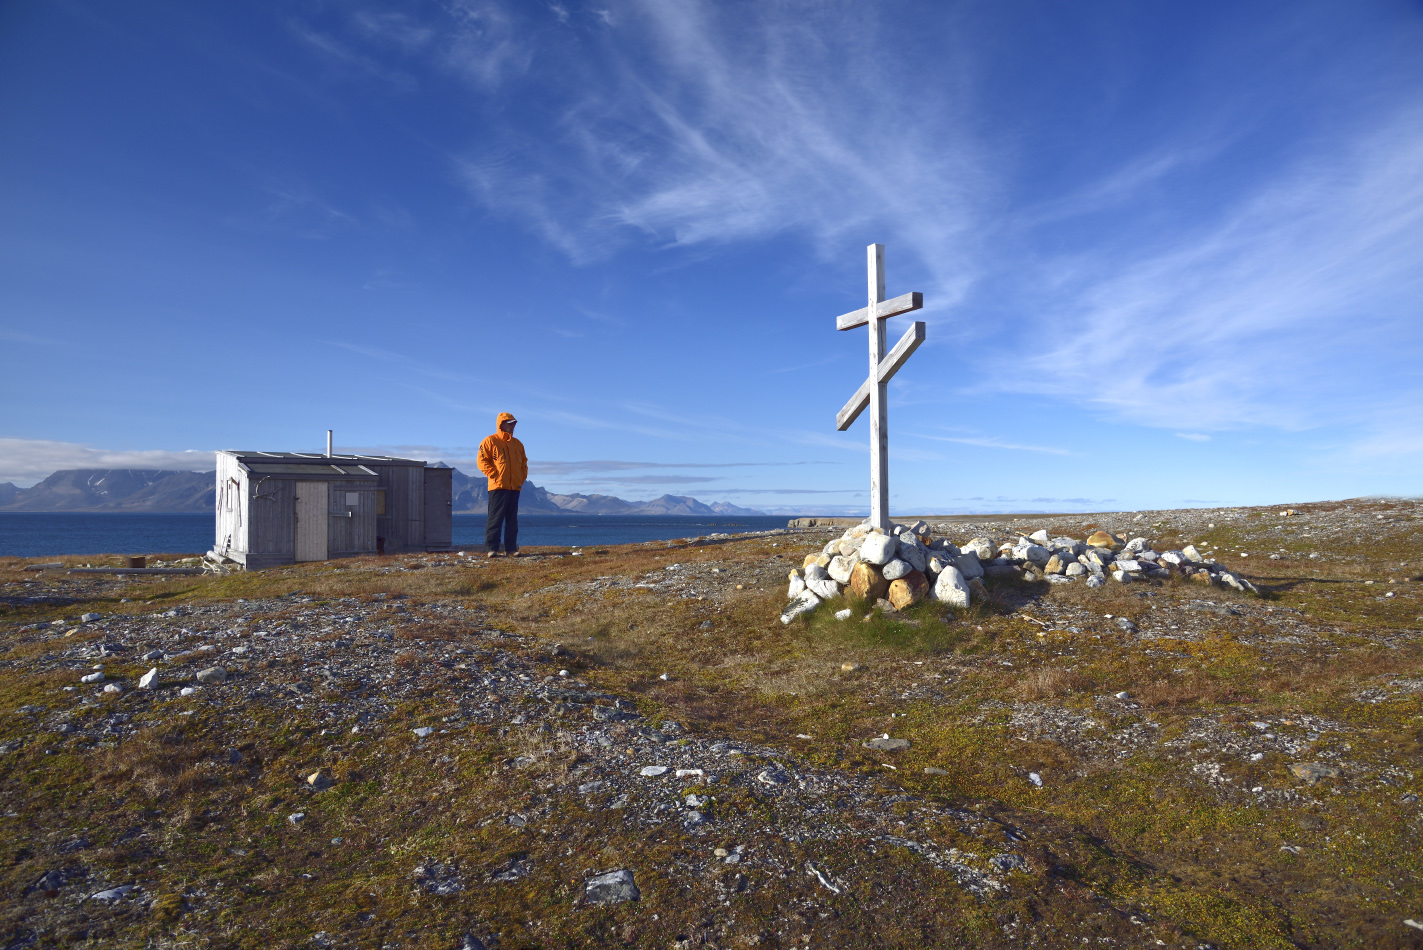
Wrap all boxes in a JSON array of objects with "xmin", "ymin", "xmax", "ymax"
[{"xmin": 0, "ymin": 512, "xmax": 791, "ymax": 557}]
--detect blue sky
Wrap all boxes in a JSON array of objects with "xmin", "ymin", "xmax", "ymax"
[{"xmin": 1, "ymin": 0, "xmax": 1420, "ymax": 514}]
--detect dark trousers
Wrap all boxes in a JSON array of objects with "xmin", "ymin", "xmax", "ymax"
[{"xmin": 486, "ymin": 489, "xmax": 520, "ymax": 553}]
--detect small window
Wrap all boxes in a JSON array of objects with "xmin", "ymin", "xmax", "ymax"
[
  {"xmin": 346, "ymin": 492, "xmax": 361, "ymax": 506},
  {"xmin": 376, "ymin": 489, "xmax": 386, "ymax": 515}
]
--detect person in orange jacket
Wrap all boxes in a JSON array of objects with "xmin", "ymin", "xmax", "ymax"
[{"xmin": 477, "ymin": 412, "xmax": 528, "ymax": 557}]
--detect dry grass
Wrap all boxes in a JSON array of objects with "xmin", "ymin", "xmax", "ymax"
[{"xmin": 1012, "ymin": 666, "xmax": 1090, "ymax": 700}]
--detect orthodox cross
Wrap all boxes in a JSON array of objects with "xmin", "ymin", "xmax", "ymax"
[{"xmin": 834, "ymin": 243, "xmax": 925, "ymax": 531}]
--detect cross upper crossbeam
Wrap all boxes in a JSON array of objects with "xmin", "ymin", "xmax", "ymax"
[{"xmin": 834, "ymin": 291, "xmax": 924, "ymax": 331}]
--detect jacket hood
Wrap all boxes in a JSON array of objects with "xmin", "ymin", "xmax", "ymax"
[{"xmin": 496, "ymin": 412, "xmax": 517, "ymax": 428}]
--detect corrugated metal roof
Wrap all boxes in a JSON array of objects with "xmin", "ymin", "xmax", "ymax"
[
  {"xmin": 219, "ymin": 450, "xmax": 426, "ymax": 466},
  {"xmin": 242, "ymin": 463, "xmax": 379, "ymax": 477}
]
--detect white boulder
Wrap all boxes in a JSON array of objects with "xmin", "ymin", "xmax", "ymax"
[
  {"xmin": 954, "ymin": 550, "xmax": 984, "ymax": 580},
  {"xmin": 827, "ymin": 555, "xmax": 857, "ymax": 584},
  {"xmin": 859, "ymin": 534, "xmax": 897, "ymax": 566},
  {"xmin": 780, "ymin": 590, "xmax": 822, "ymax": 624},
  {"xmin": 964, "ymin": 538, "xmax": 995, "ymax": 561},
  {"xmin": 932, "ymin": 566, "xmax": 971, "ymax": 609}
]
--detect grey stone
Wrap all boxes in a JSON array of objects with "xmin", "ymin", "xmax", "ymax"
[
  {"xmin": 757, "ymin": 769, "xmax": 790, "ymax": 786},
  {"xmin": 899, "ymin": 539, "xmax": 928, "ymax": 573},
  {"xmin": 81, "ymin": 613, "xmax": 101, "ymax": 623},
  {"xmin": 102, "ymin": 684, "xmax": 121, "ymax": 695},
  {"xmin": 806, "ymin": 575, "xmax": 840, "ymax": 600},
  {"xmin": 1160, "ymin": 550, "xmax": 1186, "ymax": 566},
  {"xmin": 413, "ymin": 860, "xmax": 464, "ymax": 895},
  {"xmin": 138, "ymin": 668, "xmax": 159, "ymax": 690},
  {"xmin": 989, "ymin": 853, "xmax": 1028, "ymax": 873},
  {"xmin": 195, "ymin": 666, "xmax": 227, "ymax": 685},
  {"xmin": 1028, "ymin": 529, "xmax": 1050, "ymax": 545},
  {"xmin": 1124, "ymin": 537, "xmax": 1149, "ymax": 554},
  {"xmin": 926, "ymin": 555, "xmax": 951, "ymax": 576},
  {"xmin": 858, "ymin": 534, "xmax": 897, "ymax": 566},
  {"xmin": 804, "ymin": 563, "xmax": 831, "ymax": 582},
  {"xmin": 1182, "ymin": 544, "xmax": 1205, "ymax": 563},
  {"xmin": 1086, "ymin": 574, "xmax": 1107, "ymax": 589},
  {"xmin": 1112, "ymin": 570, "xmax": 1133, "ymax": 583},
  {"xmin": 585, "ymin": 869, "xmax": 640, "ymax": 904},
  {"xmin": 1114, "ymin": 559, "xmax": 1142, "ymax": 573},
  {"xmin": 141, "ymin": 650, "xmax": 164, "ymax": 661},
  {"xmin": 287, "ymin": 812, "xmax": 305, "ymax": 826},
  {"xmin": 787, "ymin": 574, "xmax": 806, "ymax": 599},
  {"xmin": 412, "ymin": 727, "xmax": 434, "ymax": 738},
  {"xmin": 80, "ymin": 671, "xmax": 104, "ymax": 684},
  {"xmin": 881, "ymin": 558, "xmax": 912, "ymax": 581},
  {"xmin": 1115, "ymin": 617, "xmax": 1138, "ymax": 633},
  {"xmin": 932, "ymin": 566, "xmax": 971, "ymax": 609},
  {"xmin": 863, "ymin": 737, "xmax": 910, "ymax": 751},
  {"xmin": 1065, "ymin": 563, "xmax": 1086, "ymax": 577},
  {"xmin": 682, "ymin": 810, "xmax": 706, "ymax": 830},
  {"xmin": 639, "ymin": 765, "xmax": 669, "ymax": 777}
]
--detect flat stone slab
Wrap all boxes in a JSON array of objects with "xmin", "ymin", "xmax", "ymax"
[
  {"xmin": 864, "ymin": 737, "xmax": 910, "ymax": 751},
  {"xmin": 1289, "ymin": 762, "xmax": 1341, "ymax": 785},
  {"xmin": 584, "ymin": 869, "xmax": 639, "ymax": 904}
]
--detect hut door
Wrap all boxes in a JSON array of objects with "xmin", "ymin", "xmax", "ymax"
[{"xmin": 294, "ymin": 481, "xmax": 329, "ymax": 562}]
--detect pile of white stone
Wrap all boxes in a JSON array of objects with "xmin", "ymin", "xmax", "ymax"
[{"xmin": 781, "ymin": 521, "xmax": 1257, "ymax": 624}]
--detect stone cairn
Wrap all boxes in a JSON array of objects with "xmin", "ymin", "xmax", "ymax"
[{"xmin": 782, "ymin": 521, "xmax": 1258, "ymax": 623}]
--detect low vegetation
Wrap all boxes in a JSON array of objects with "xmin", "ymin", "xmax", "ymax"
[{"xmin": 0, "ymin": 498, "xmax": 1420, "ymax": 948}]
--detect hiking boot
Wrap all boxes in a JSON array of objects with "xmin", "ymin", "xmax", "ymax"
[{"xmin": 486, "ymin": 550, "xmax": 500, "ymax": 559}]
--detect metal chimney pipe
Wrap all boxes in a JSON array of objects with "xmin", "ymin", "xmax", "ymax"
[{"xmin": 326, "ymin": 430, "xmax": 333, "ymax": 457}]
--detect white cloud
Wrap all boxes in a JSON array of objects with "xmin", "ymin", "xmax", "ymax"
[
  {"xmin": 451, "ymin": 0, "xmax": 989, "ymax": 300},
  {"xmin": 0, "ymin": 439, "xmax": 216, "ymax": 487},
  {"xmin": 1175, "ymin": 433, "xmax": 1211, "ymax": 442},
  {"xmin": 1004, "ymin": 112, "xmax": 1423, "ymax": 434}
]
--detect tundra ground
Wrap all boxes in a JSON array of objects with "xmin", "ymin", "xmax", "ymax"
[{"xmin": 1, "ymin": 498, "xmax": 1420, "ymax": 949}]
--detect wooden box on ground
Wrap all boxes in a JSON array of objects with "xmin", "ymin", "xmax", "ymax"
[{"xmin": 213, "ymin": 451, "xmax": 453, "ymax": 569}]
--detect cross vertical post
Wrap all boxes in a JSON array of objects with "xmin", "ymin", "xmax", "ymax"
[
  {"xmin": 867, "ymin": 245, "xmax": 889, "ymax": 530},
  {"xmin": 832, "ymin": 243, "xmax": 926, "ymax": 533}
]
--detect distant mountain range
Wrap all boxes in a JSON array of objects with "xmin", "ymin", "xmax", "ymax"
[{"xmin": 0, "ymin": 468, "xmax": 765, "ymax": 517}]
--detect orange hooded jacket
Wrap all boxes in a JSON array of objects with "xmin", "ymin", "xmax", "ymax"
[{"xmin": 477, "ymin": 412, "xmax": 528, "ymax": 491}]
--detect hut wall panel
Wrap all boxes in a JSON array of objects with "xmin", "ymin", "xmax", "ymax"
[
  {"xmin": 214, "ymin": 454, "xmax": 243, "ymax": 557},
  {"xmin": 422, "ymin": 468, "xmax": 452, "ymax": 551},
  {"xmin": 327, "ymin": 480, "xmax": 377, "ymax": 556},
  {"xmin": 250, "ymin": 479, "xmax": 295, "ymax": 557},
  {"xmin": 370, "ymin": 464, "xmax": 425, "ymax": 552}
]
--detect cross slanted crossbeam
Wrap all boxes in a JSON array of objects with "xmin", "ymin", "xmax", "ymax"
[{"xmin": 833, "ymin": 244, "xmax": 925, "ymax": 531}]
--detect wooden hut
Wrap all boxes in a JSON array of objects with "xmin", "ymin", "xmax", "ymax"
[{"xmin": 213, "ymin": 451, "xmax": 452, "ymax": 569}]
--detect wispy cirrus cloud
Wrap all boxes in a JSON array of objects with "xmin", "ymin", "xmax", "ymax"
[
  {"xmin": 1004, "ymin": 112, "xmax": 1423, "ymax": 435},
  {"xmin": 907, "ymin": 432, "xmax": 1072, "ymax": 456},
  {"xmin": 448, "ymin": 0, "xmax": 988, "ymax": 298}
]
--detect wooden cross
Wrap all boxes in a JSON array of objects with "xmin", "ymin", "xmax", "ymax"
[{"xmin": 834, "ymin": 243, "xmax": 925, "ymax": 530}]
